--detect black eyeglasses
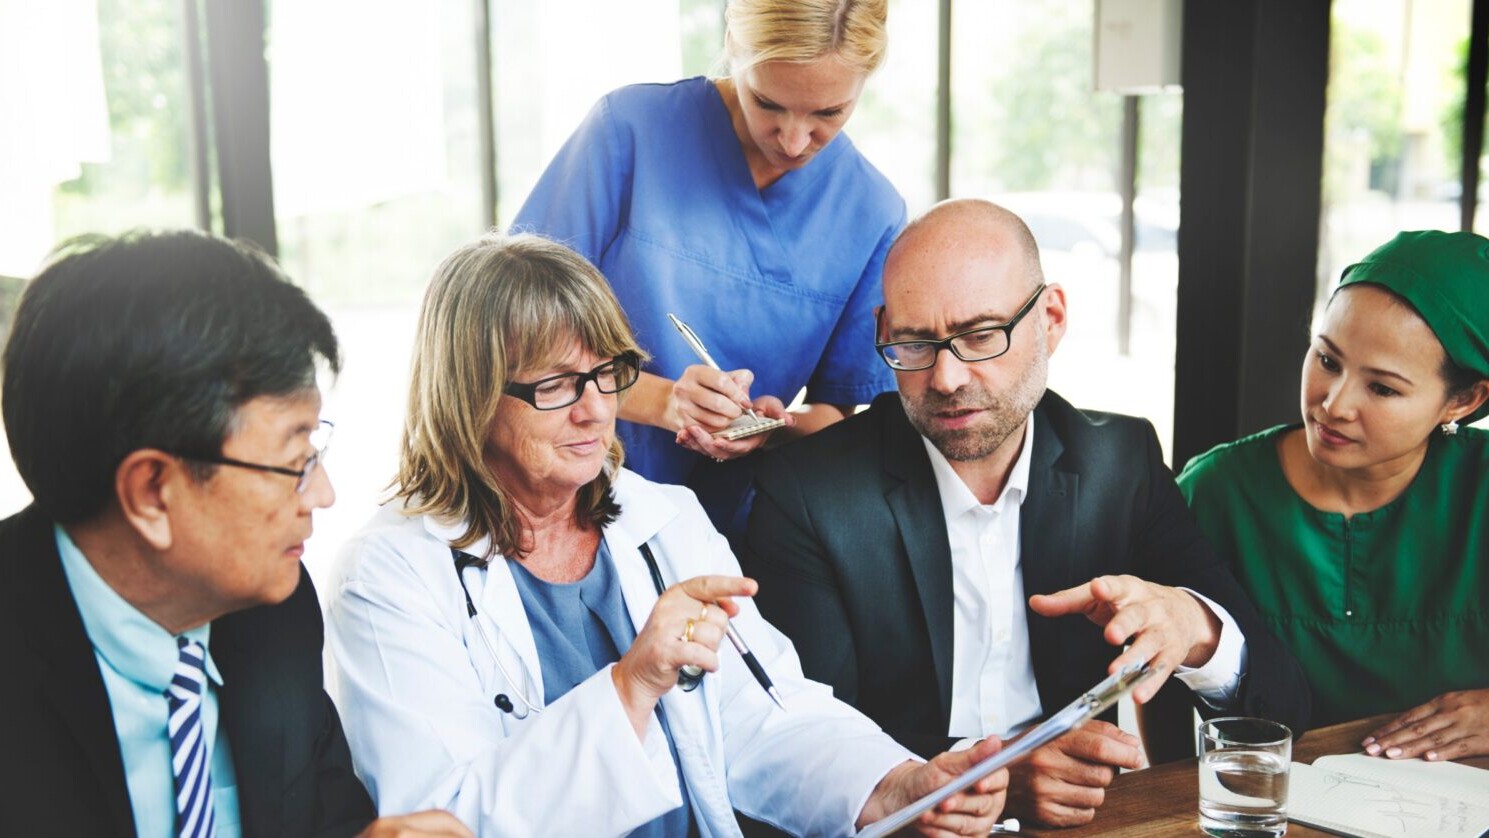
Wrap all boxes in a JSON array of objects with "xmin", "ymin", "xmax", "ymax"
[
  {"xmin": 503, "ymin": 354, "xmax": 641, "ymax": 411},
  {"xmin": 165, "ymin": 419, "xmax": 334, "ymax": 494},
  {"xmin": 875, "ymin": 284, "xmax": 1047, "ymax": 371}
]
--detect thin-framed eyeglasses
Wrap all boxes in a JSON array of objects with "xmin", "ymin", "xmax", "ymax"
[
  {"xmin": 503, "ymin": 353, "xmax": 641, "ymax": 410},
  {"xmin": 166, "ymin": 419, "xmax": 334, "ymax": 494},
  {"xmin": 875, "ymin": 284, "xmax": 1047, "ymax": 371}
]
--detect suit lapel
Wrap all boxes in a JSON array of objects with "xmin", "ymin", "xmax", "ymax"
[
  {"xmin": 12, "ymin": 507, "xmax": 136, "ymax": 835},
  {"xmin": 1020, "ymin": 401, "xmax": 1080, "ymax": 702},
  {"xmin": 879, "ymin": 401, "xmax": 957, "ymax": 723},
  {"xmin": 216, "ymin": 633, "xmax": 286, "ymax": 837}
]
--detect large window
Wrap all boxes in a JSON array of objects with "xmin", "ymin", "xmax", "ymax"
[
  {"xmin": 1, "ymin": 0, "xmax": 201, "ymax": 515},
  {"xmin": 262, "ymin": 0, "xmax": 487, "ymax": 581},
  {"xmin": 851, "ymin": 0, "xmax": 939, "ymax": 213},
  {"xmin": 493, "ymin": 0, "xmax": 700, "ymax": 227},
  {"xmin": 1321, "ymin": 0, "xmax": 1472, "ymax": 310},
  {"xmin": 0, "ymin": 0, "xmax": 198, "ymax": 280},
  {"xmin": 950, "ymin": 0, "xmax": 1182, "ymax": 457}
]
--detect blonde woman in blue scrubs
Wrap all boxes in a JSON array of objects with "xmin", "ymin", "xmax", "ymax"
[{"xmin": 513, "ymin": 0, "xmax": 902, "ymax": 537}]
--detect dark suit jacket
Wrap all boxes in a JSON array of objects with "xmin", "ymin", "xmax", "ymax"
[
  {"xmin": 0, "ymin": 504, "xmax": 375, "ymax": 837},
  {"xmin": 744, "ymin": 391, "xmax": 1310, "ymax": 758}
]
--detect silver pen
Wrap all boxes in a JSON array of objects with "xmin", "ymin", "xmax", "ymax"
[
  {"xmin": 666, "ymin": 312, "xmax": 759, "ymax": 420},
  {"xmin": 722, "ymin": 620, "xmax": 786, "ymax": 711}
]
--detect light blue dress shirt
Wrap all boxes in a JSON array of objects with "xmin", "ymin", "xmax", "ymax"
[{"xmin": 56, "ymin": 525, "xmax": 242, "ymax": 837}]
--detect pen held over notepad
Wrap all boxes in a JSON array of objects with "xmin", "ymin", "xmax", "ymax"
[{"xmin": 666, "ymin": 312, "xmax": 759, "ymax": 420}]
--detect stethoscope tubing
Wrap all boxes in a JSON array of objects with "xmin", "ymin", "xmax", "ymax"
[{"xmin": 451, "ymin": 540, "xmax": 698, "ymax": 719}]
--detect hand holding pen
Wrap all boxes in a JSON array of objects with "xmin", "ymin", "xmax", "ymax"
[
  {"xmin": 666, "ymin": 313, "xmax": 792, "ymax": 459},
  {"xmin": 667, "ymin": 313, "xmax": 760, "ymax": 421},
  {"xmin": 612, "ymin": 574, "xmax": 785, "ymax": 737}
]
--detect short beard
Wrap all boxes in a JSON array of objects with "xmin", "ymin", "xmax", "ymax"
[{"xmin": 900, "ymin": 346, "xmax": 1048, "ymax": 463}]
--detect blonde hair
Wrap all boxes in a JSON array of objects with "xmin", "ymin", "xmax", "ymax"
[
  {"xmin": 723, "ymin": 0, "xmax": 888, "ymax": 76},
  {"xmin": 395, "ymin": 233, "xmax": 646, "ymax": 559}
]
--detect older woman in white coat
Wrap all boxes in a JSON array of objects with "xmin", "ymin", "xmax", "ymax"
[{"xmin": 328, "ymin": 233, "xmax": 1008, "ymax": 837}]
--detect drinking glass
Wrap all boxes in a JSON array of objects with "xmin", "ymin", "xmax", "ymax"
[{"xmin": 1197, "ymin": 717, "xmax": 1291, "ymax": 837}]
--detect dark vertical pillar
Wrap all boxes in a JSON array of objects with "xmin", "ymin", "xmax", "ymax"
[
  {"xmin": 181, "ymin": 0, "xmax": 213, "ymax": 232},
  {"xmin": 935, "ymin": 0, "xmax": 952, "ymax": 201},
  {"xmin": 1173, "ymin": 0, "xmax": 1330, "ymax": 467},
  {"xmin": 475, "ymin": 0, "xmax": 498, "ymax": 229},
  {"xmin": 1117, "ymin": 96, "xmax": 1139, "ymax": 357},
  {"xmin": 202, "ymin": 0, "xmax": 278, "ymax": 255},
  {"xmin": 1461, "ymin": 0, "xmax": 1488, "ymax": 232}
]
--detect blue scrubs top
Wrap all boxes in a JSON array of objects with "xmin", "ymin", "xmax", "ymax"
[
  {"xmin": 509, "ymin": 542, "xmax": 698, "ymax": 837},
  {"xmin": 513, "ymin": 77, "xmax": 903, "ymax": 535}
]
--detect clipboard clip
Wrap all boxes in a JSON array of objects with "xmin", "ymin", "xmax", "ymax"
[{"xmin": 1077, "ymin": 662, "xmax": 1153, "ymax": 717}]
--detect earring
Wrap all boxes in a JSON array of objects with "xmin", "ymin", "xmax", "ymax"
[{"xmin": 1441, "ymin": 420, "xmax": 1460, "ymax": 437}]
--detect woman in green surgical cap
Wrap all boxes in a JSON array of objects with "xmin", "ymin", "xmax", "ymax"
[{"xmin": 1178, "ymin": 230, "xmax": 1489, "ymax": 759}]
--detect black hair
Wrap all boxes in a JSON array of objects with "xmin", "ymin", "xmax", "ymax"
[
  {"xmin": 2, "ymin": 230, "xmax": 340, "ymax": 524},
  {"xmin": 1442, "ymin": 356, "xmax": 1482, "ymax": 402}
]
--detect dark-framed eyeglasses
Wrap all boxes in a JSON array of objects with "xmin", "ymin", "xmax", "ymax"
[
  {"xmin": 503, "ymin": 353, "xmax": 641, "ymax": 411},
  {"xmin": 166, "ymin": 419, "xmax": 335, "ymax": 494},
  {"xmin": 875, "ymin": 284, "xmax": 1047, "ymax": 371}
]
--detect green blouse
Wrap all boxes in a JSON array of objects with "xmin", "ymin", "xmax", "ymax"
[{"xmin": 1177, "ymin": 425, "xmax": 1489, "ymax": 727}]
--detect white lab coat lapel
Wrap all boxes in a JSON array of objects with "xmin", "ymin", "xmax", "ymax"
[
  {"xmin": 606, "ymin": 473, "xmax": 739, "ymax": 838},
  {"xmin": 421, "ymin": 517, "xmax": 548, "ymax": 716}
]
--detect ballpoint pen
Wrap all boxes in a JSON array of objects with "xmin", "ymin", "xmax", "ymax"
[
  {"xmin": 667, "ymin": 312, "xmax": 759, "ymax": 420},
  {"xmin": 640, "ymin": 543, "xmax": 785, "ymax": 711},
  {"xmin": 722, "ymin": 621, "xmax": 786, "ymax": 711}
]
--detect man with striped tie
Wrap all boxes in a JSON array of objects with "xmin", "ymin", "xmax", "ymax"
[{"xmin": 0, "ymin": 231, "xmax": 468, "ymax": 837}]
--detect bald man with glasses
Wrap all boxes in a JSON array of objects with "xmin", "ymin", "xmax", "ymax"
[{"xmin": 743, "ymin": 199, "xmax": 1309, "ymax": 828}]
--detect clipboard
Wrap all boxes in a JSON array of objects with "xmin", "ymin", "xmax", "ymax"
[
  {"xmin": 856, "ymin": 663, "xmax": 1153, "ymax": 838},
  {"xmin": 713, "ymin": 414, "xmax": 786, "ymax": 440}
]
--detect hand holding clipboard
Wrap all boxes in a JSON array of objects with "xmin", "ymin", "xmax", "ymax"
[{"xmin": 856, "ymin": 663, "xmax": 1154, "ymax": 837}]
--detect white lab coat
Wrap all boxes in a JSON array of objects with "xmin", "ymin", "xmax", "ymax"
[{"xmin": 328, "ymin": 469, "xmax": 913, "ymax": 837}]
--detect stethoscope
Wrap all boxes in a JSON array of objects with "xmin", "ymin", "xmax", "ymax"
[{"xmin": 451, "ymin": 541, "xmax": 700, "ymax": 719}]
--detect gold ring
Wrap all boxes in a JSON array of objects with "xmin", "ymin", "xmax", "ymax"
[
  {"xmin": 698, "ymin": 603, "xmax": 710, "ymax": 621},
  {"xmin": 681, "ymin": 618, "xmax": 696, "ymax": 643}
]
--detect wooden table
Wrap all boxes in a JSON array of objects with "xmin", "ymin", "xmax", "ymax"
[{"xmin": 1023, "ymin": 714, "xmax": 1489, "ymax": 836}]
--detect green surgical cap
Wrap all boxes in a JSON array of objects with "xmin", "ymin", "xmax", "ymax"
[{"xmin": 1338, "ymin": 230, "xmax": 1489, "ymax": 424}]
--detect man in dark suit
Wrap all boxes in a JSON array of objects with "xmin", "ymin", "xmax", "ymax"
[
  {"xmin": 744, "ymin": 200, "xmax": 1309, "ymax": 828},
  {"xmin": 0, "ymin": 231, "xmax": 468, "ymax": 837}
]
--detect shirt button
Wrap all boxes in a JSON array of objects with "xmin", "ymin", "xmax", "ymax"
[{"xmin": 995, "ymin": 629, "xmax": 1009, "ymax": 643}]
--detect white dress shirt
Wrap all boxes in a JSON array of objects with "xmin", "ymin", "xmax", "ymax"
[{"xmin": 922, "ymin": 419, "xmax": 1248, "ymax": 742}]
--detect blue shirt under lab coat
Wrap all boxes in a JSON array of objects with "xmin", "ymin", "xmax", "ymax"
[{"xmin": 509, "ymin": 541, "xmax": 697, "ymax": 837}]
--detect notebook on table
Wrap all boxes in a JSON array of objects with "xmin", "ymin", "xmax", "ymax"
[{"xmin": 1288, "ymin": 753, "xmax": 1489, "ymax": 837}]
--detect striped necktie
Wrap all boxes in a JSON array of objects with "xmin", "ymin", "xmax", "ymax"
[{"xmin": 167, "ymin": 637, "xmax": 215, "ymax": 838}]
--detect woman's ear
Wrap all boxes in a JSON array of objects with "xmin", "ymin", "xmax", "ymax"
[
  {"xmin": 115, "ymin": 450, "xmax": 179, "ymax": 551},
  {"xmin": 1445, "ymin": 379, "xmax": 1489, "ymax": 425}
]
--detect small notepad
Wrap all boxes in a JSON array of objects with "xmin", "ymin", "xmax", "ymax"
[
  {"xmin": 713, "ymin": 415, "xmax": 785, "ymax": 441},
  {"xmin": 1289, "ymin": 754, "xmax": 1489, "ymax": 837}
]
